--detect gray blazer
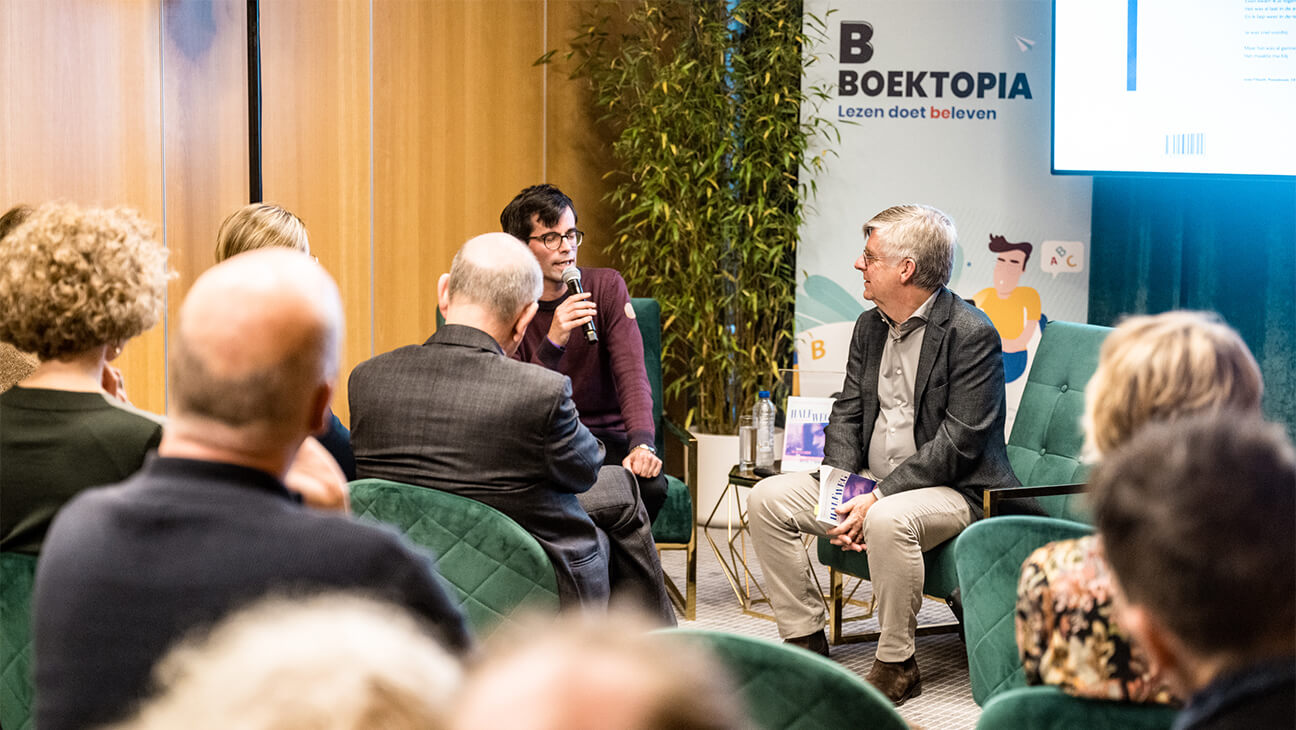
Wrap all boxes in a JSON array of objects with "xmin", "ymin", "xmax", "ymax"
[
  {"xmin": 348, "ymin": 324, "xmax": 609, "ymax": 604},
  {"xmin": 822, "ymin": 287, "xmax": 1020, "ymax": 516}
]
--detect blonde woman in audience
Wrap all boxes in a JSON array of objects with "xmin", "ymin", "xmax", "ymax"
[
  {"xmin": 110, "ymin": 593, "xmax": 462, "ymax": 730},
  {"xmin": 214, "ymin": 202, "xmax": 355, "ymax": 480},
  {"xmin": 453, "ymin": 611, "xmax": 750, "ymax": 730},
  {"xmin": 215, "ymin": 202, "xmax": 310, "ymax": 261},
  {"xmin": 1015, "ymin": 310, "xmax": 1263, "ymax": 704},
  {"xmin": 0, "ymin": 203, "xmax": 168, "ymax": 553}
]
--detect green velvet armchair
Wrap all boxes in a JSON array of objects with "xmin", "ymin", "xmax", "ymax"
[
  {"xmin": 817, "ymin": 321, "xmax": 1112, "ymax": 643},
  {"xmin": 631, "ymin": 298, "xmax": 698, "ymax": 620},
  {"xmin": 1, "ymin": 552, "xmax": 37, "ymax": 730},
  {"xmin": 661, "ymin": 629, "xmax": 908, "ymax": 730},
  {"xmin": 349, "ymin": 478, "xmax": 560, "ymax": 637},
  {"xmin": 956, "ymin": 515, "xmax": 1178, "ymax": 728},
  {"xmin": 977, "ymin": 686, "xmax": 1177, "ymax": 729},
  {"xmin": 954, "ymin": 516, "xmax": 1093, "ymax": 704}
]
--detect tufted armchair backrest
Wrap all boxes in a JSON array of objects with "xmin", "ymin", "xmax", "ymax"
[
  {"xmin": 661, "ymin": 629, "xmax": 909, "ymax": 730},
  {"xmin": 349, "ymin": 478, "xmax": 560, "ymax": 637},
  {"xmin": 1, "ymin": 552, "xmax": 37, "ymax": 730},
  {"xmin": 1005, "ymin": 321, "xmax": 1112, "ymax": 523}
]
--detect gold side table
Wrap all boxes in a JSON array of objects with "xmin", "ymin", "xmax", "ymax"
[
  {"xmin": 704, "ymin": 464, "xmax": 828, "ymax": 622},
  {"xmin": 703, "ymin": 465, "xmax": 773, "ymax": 620}
]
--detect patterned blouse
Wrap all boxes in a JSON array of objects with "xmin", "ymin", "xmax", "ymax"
[{"xmin": 1014, "ymin": 535, "xmax": 1180, "ymax": 705}]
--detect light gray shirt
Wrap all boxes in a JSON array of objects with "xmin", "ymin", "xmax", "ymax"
[{"xmin": 868, "ymin": 291, "xmax": 939, "ymax": 492}]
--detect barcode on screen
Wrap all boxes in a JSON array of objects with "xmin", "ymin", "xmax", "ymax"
[{"xmin": 1165, "ymin": 133, "xmax": 1204, "ymax": 156}]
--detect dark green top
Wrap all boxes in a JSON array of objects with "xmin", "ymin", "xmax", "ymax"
[{"xmin": 1, "ymin": 386, "xmax": 163, "ymax": 554}]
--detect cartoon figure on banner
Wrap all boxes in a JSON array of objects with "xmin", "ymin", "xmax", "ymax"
[{"xmin": 973, "ymin": 235, "xmax": 1043, "ymax": 383}]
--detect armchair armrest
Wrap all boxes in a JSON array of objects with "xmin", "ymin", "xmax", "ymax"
[
  {"xmin": 983, "ymin": 483, "xmax": 1086, "ymax": 517},
  {"xmin": 663, "ymin": 417, "xmax": 697, "ymax": 490}
]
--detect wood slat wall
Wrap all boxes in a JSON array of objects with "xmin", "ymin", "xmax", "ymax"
[
  {"xmin": 370, "ymin": 0, "xmax": 548, "ymax": 358},
  {"xmin": 2, "ymin": 0, "xmax": 619, "ymax": 426},
  {"xmin": 162, "ymin": 0, "xmax": 251, "ymax": 406},
  {"xmin": 1, "ymin": 0, "xmax": 168, "ymax": 413},
  {"xmin": 260, "ymin": 0, "xmax": 373, "ymax": 425}
]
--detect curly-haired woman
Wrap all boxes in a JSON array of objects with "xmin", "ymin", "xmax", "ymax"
[
  {"xmin": 0, "ymin": 205, "xmax": 39, "ymax": 391},
  {"xmin": 0, "ymin": 202, "xmax": 169, "ymax": 553}
]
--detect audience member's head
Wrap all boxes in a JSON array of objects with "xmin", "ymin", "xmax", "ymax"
[
  {"xmin": 111, "ymin": 593, "xmax": 461, "ymax": 730},
  {"xmin": 437, "ymin": 233, "xmax": 542, "ymax": 353},
  {"xmin": 1090, "ymin": 412, "xmax": 1295, "ymax": 696},
  {"xmin": 0, "ymin": 204, "xmax": 39, "ymax": 391},
  {"xmin": 499, "ymin": 184, "xmax": 577, "ymax": 243},
  {"xmin": 168, "ymin": 248, "xmax": 341, "ymax": 457},
  {"xmin": 1083, "ymin": 310, "xmax": 1262, "ymax": 460},
  {"xmin": 860, "ymin": 204, "xmax": 957, "ymax": 292},
  {"xmin": 0, "ymin": 203, "xmax": 34, "ymax": 240},
  {"xmin": 215, "ymin": 202, "xmax": 310, "ymax": 262},
  {"xmin": 0, "ymin": 202, "xmax": 168, "ymax": 363},
  {"xmin": 453, "ymin": 612, "xmax": 748, "ymax": 730}
]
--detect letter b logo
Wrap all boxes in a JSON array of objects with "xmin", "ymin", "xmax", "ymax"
[{"xmin": 841, "ymin": 22, "xmax": 874, "ymax": 64}]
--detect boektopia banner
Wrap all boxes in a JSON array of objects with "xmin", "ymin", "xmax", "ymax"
[{"xmin": 795, "ymin": 0, "xmax": 1092, "ymax": 432}]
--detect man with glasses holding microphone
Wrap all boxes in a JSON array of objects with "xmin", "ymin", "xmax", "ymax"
[{"xmin": 501, "ymin": 185, "xmax": 668, "ymax": 522}]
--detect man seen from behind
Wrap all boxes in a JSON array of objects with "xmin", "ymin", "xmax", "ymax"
[{"xmin": 33, "ymin": 250, "xmax": 470, "ymax": 730}]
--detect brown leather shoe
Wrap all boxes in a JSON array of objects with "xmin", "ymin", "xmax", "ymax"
[
  {"xmin": 865, "ymin": 655, "xmax": 921, "ymax": 705},
  {"xmin": 784, "ymin": 629, "xmax": 830, "ymax": 658}
]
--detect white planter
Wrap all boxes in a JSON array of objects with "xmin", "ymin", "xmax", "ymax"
[{"xmin": 690, "ymin": 427, "xmax": 784, "ymax": 529}]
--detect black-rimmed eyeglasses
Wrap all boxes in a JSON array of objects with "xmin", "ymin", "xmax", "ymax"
[{"xmin": 529, "ymin": 229, "xmax": 584, "ymax": 250}]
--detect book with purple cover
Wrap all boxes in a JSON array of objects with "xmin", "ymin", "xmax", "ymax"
[
  {"xmin": 781, "ymin": 396, "xmax": 834, "ymax": 472},
  {"xmin": 815, "ymin": 465, "xmax": 877, "ymax": 527}
]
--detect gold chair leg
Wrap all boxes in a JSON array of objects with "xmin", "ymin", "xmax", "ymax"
[
  {"xmin": 829, "ymin": 567, "xmax": 843, "ymax": 643},
  {"xmin": 684, "ymin": 539, "xmax": 697, "ymax": 621},
  {"xmin": 826, "ymin": 566, "xmax": 959, "ymax": 645}
]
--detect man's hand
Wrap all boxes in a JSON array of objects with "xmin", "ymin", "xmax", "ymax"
[
  {"xmin": 284, "ymin": 436, "xmax": 349, "ymax": 513},
  {"xmin": 826, "ymin": 491, "xmax": 879, "ymax": 552},
  {"xmin": 547, "ymin": 292, "xmax": 596, "ymax": 348},
  {"xmin": 622, "ymin": 447, "xmax": 662, "ymax": 478}
]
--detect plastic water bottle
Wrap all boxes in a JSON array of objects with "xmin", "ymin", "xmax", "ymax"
[{"xmin": 754, "ymin": 391, "xmax": 776, "ymax": 469}]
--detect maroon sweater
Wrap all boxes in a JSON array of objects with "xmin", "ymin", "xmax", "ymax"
[{"xmin": 514, "ymin": 267, "xmax": 655, "ymax": 450}]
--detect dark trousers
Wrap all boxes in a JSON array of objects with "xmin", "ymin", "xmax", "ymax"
[
  {"xmin": 576, "ymin": 466, "xmax": 676, "ymax": 625},
  {"xmin": 595, "ymin": 429, "xmax": 669, "ymax": 523}
]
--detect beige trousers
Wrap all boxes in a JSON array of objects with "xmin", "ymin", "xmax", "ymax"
[{"xmin": 747, "ymin": 470, "xmax": 973, "ymax": 662}]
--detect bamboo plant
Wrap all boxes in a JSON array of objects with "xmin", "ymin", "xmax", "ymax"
[{"xmin": 567, "ymin": 0, "xmax": 838, "ymax": 433}]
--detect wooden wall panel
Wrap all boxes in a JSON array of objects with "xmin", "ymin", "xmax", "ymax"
[
  {"xmin": 260, "ymin": 0, "xmax": 373, "ymax": 425},
  {"xmin": 372, "ymin": 0, "xmax": 547, "ymax": 356},
  {"xmin": 4, "ymin": 0, "xmax": 624, "ymax": 426},
  {"xmin": 545, "ymin": 0, "xmax": 618, "ymax": 273},
  {"xmin": 0, "ymin": 0, "xmax": 167, "ymax": 413},
  {"xmin": 161, "ymin": 0, "xmax": 250, "ymax": 321}
]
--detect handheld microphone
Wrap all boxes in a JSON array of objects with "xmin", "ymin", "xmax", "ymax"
[{"xmin": 561, "ymin": 266, "xmax": 598, "ymax": 344}]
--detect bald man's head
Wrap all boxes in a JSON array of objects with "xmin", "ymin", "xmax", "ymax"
[
  {"xmin": 444, "ymin": 233, "xmax": 542, "ymax": 326},
  {"xmin": 170, "ymin": 249, "xmax": 342, "ymax": 444}
]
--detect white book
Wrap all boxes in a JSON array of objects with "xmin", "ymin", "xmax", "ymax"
[
  {"xmin": 815, "ymin": 465, "xmax": 877, "ymax": 528},
  {"xmin": 781, "ymin": 396, "xmax": 834, "ymax": 472}
]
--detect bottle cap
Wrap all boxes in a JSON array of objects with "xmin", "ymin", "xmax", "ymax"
[{"xmin": 758, "ymin": 390, "xmax": 770, "ymax": 398}]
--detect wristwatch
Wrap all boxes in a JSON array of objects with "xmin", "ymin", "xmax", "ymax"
[{"xmin": 633, "ymin": 444, "xmax": 656, "ymax": 455}]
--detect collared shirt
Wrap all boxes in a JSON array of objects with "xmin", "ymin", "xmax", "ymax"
[
  {"xmin": 868, "ymin": 291, "xmax": 939, "ymax": 491},
  {"xmin": 1172, "ymin": 658, "xmax": 1295, "ymax": 730}
]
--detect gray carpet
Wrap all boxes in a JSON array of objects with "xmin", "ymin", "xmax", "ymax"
[{"xmin": 661, "ymin": 527, "xmax": 981, "ymax": 730}]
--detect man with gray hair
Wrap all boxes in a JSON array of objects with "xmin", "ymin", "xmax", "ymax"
[
  {"xmin": 748, "ymin": 205, "xmax": 1018, "ymax": 704},
  {"xmin": 33, "ymin": 250, "xmax": 470, "ymax": 730},
  {"xmin": 348, "ymin": 233, "xmax": 674, "ymax": 622}
]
